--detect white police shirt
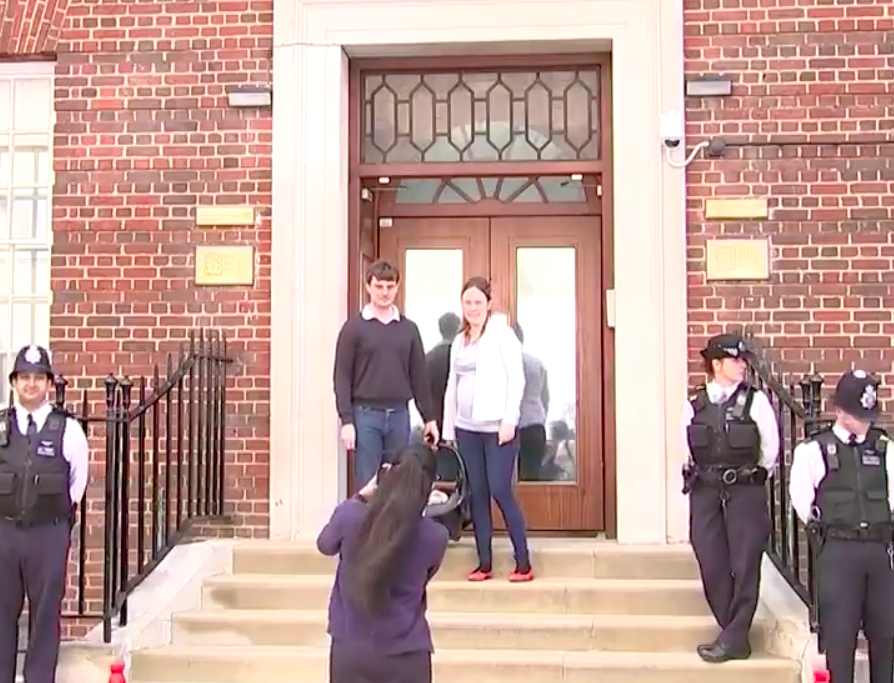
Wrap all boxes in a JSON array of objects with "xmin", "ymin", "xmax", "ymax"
[
  {"xmin": 789, "ymin": 424, "xmax": 894, "ymax": 524},
  {"xmin": 680, "ymin": 380, "xmax": 781, "ymax": 474},
  {"xmin": 12, "ymin": 401, "xmax": 90, "ymax": 504}
]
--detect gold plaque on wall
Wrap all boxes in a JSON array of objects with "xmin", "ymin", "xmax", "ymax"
[
  {"xmin": 195, "ymin": 206, "xmax": 256, "ymax": 227},
  {"xmin": 704, "ymin": 198, "xmax": 769, "ymax": 220},
  {"xmin": 705, "ymin": 239, "xmax": 770, "ymax": 281},
  {"xmin": 194, "ymin": 246, "xmax": 255, "ymax": 286}
]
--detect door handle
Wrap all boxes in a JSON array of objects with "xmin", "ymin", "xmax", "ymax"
[{"xmin": 605, "ymin": 289, "xmax": 616, "ymax": 329}]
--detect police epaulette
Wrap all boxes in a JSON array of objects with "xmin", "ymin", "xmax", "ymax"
[{"xmin": 689, "ymin": 384, "xmax": 706, "ymax": 402}]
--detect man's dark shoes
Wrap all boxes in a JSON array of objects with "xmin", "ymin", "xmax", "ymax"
[{"xmin": 696, "ymin": 640, "xmax": 751, "ymax": 663}]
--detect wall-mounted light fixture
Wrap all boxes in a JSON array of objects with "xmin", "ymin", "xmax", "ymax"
[
  {"xmin": 685, "ymin": 75, "xmax": 734, "ymax": 98},
  {"xmin": 226, "ymin": 85, "xmax": 273, "ymax": 109}
]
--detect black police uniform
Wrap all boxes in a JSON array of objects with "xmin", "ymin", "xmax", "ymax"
[
  {"xmin": 802, "ymin": 372, "xmax": 894, "ymax": 683},
  {"xmin": 684, "ymin": 333, "xmax": 770, "ymax": 663},
  {"xmin": 0, "ymin": 346, "xmax": 75, "ymax": 683}
]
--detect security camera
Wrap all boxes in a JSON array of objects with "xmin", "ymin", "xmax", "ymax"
[{"xmin": 660, "ymin": 111, "xmax": 684, "ymax": 149}]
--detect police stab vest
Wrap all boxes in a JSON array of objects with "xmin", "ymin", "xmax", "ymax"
[
  {"xmin": 686, "ymin": 384, "xmax": 762, "ymax": 468},
  {"xmin": 0, "ymin": 407, "xmax": 72, "ymax": 524},
  {"xmin": 814, "ymin": 428, "xmax": 891, "ymax": 530}
]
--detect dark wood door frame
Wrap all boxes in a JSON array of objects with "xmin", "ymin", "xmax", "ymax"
[{"xmin": 346, "ymin": 53, "xmax": 617, "ymax": 538}]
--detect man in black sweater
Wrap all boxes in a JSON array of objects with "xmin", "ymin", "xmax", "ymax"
[{"xmin": 333, "ymin": 260, "xmax": 438, "ymax": 490}]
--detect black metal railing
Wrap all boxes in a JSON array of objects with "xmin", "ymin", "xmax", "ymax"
[
  {"xmin": 16, "ymin": 329, "xmax": 233, "ymax": 648},
  {"xmin": 741, "ymin": 330, "xmax": 889, "ymax": 633}
]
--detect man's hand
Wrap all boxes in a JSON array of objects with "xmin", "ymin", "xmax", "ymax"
[
  {"xmin": 423, "ymin": 421, "xmax": 440, "ymax": 446},
  {"xmin": 497, "ymin": 421, "xmax": 516, "ymax": 445},
  {"xmin": 340, "ymin": 424, "xmax": 356, "ymax": 451}
]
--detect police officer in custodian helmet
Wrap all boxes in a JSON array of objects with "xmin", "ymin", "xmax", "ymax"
[
  {"xmin": 682, "ymin": 333, "xmax": 780, "ymax": 663},
  {"xmin": 0, "ymin": 345, "xmax": 89, "ymax": 683},
  {"xmin": 790, "ymin": 370, "xmax": 894, "ymax": 683}
]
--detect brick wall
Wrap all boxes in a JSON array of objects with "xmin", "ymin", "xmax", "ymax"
[
  {"xmin": 683, "ymin": 2, "xmax": 894, "ymax": 400},
  {"xmin": 1, "ymin": 0, "xmax": 274, "ymax": 637}
]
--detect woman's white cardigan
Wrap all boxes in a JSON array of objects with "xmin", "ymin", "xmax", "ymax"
[{"xmin": 441, "ymin": 313, "xmax": 525, "ymax": 441}]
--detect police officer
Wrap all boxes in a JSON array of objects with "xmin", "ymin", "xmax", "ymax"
[
  {"xmin": 682, "ymin": 333, "xmax": 780, "ymax": 663},
  {"xmin": 0, "ymin": 345, "xmax": 89, "ymax": 683},
  {"xmin": 789, "ymin": 370, "xmax": 894, "ymax": 683}
]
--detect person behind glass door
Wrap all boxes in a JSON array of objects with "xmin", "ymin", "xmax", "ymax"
[
  {"xmin": 681, "ymin": 333, "xmax": 779, "ymax": 663},
  {"xmin": 442, "ymin": 277, "xmax": 532, "ymax": 582},
  {"xmin": 789, "ymin": 370, "xmax": 894, "ymax": 683},
  {"xmin": 426, "ymin": 312, "xmax": 461, "ymax": 438},
  {"xmin": 317, "ymin": 443, "xmax": 449, "ymax": 683},
  {"xmin": 332, "ymin": 260, "xmax": 438, "ymax": 491},
  {"xmin": 0, "ymin": 345, "xmax": 90, "ymax": 683},
  {"xmin": 511, "ymin": 321, "xmax": 550, "ymax": 482}
]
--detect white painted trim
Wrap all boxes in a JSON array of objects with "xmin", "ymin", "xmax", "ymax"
[
  {"xmin": 0, "ymin": 61, "xmax": 55, "ymax": 77},
  {"xmin": 270, "ymin": 0, "xmax": 688, "ymax": 542}
]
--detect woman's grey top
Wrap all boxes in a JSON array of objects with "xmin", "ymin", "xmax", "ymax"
[{"xmin": 518, "ymin": 352, "xmax": 549, "ymax": 428}]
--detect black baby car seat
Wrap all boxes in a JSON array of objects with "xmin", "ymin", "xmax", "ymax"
[{"xmin": 424, "ymin": 442, "xmax": 470, "ymax": 541}]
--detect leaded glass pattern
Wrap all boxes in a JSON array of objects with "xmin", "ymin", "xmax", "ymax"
[
  {"xmin": 362, "ymin": 68, "xmax": 601, "ymax": 164},
  {"xmin": 393, "ymin": 176, "xmax": 587, "ymax": 204}
]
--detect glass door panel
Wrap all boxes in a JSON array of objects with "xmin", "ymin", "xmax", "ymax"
[{"xmin": 490, "ymin": 216, "xmax": 603, "ymax": 531}]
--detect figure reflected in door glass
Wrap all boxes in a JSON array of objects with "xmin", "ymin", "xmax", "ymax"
[{"xmin": 511, "ymin": 322, "xmax": 551, "ymax": 482}]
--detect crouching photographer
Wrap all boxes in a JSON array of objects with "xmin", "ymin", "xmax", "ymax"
[{"xmin": 317, "ymin": 442, "xmax": 450, "ymax": 683}]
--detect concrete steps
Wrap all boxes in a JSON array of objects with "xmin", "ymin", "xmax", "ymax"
[
  {"xmin": 132, "ymin": 646, "xmax": 799, "ymax": 683},
  {"xmin": 202, "ymin": 574, "xmax": 712, "ymax": 615},
  {"xmin": 130, "ymin": 539, "xmax": 801, "ymax": 683}
]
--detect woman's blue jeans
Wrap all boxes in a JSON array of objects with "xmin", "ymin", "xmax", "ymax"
[{"xmin": 455, "ymin": 428, "xmax": 531, "ymax": 570}]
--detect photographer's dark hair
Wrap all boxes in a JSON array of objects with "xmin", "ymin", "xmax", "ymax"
[{"xmin": 342, "ymin": 443, "xmax": 437, "ymax": 615}]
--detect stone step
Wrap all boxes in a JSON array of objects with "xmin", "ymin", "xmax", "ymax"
[
  {"xmin": 231, "ymin": 540, "xmax": 699, "ymax": 580},
  {"xmin": 130, "ymin": 645, "xmax": 799, "ymax": 683},
  {"xmin": 202, "ymin": 574, "xmax": 711, "ymax": 616},
  {"xmin": 169, "ymin": 609, "xmax": 769, "ymax": 653}
]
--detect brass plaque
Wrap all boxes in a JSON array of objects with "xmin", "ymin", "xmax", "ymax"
[
  {"xmin": 195, "ymin": 206, "xmax": 256, "ymax": 227},
  {"xmin": 705, "ymin": 239, "xmax": 770, "ymax": 281},
  {"xmin": 194, "ymin": 246, "xmax": 255, "ymax": 286},
  {"xmin": 704, "ymin": 198, "xmax": 769, "ymax": 220}
]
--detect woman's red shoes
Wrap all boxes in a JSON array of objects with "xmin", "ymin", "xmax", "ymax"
[
  {"xmin": 467, "ymin": 568, "xmax": 493, "ymax": 582},
  {"xmin": 467, "ymin": 567, "xmax": 535, "ymax": 582},
  {"xmin": 508, "ymin": 567, "xmax": 534, "ymax": 582}
]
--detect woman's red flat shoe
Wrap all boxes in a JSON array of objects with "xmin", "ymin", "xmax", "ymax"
[
  {"xmin": 508, "ymin": 568, "xmax": 534, "ymax": 582},
  {"xmin": 467, "ymin": 568, "xmax": 493, "ymax": 582}
]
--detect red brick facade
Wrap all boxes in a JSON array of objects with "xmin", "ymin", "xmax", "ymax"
[
  {"xmin": 684, "ymin": 2, "xmax": 894, "ymax": 393},
  {"xmin": 1, "ymin": 0, "xmax": 891, "ymax": 638},
  {"xmin": 1, "ymin": 0, "xmax": 274, "ymax": 635}
]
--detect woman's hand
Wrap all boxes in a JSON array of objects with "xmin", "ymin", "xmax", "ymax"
[
  {"xmin": 358, "ymin": 464, "xmax": 390, "ymax": 499},
  {"xmin": 497, "ymin": 421, "xmax": 516, "ymax": 445}
]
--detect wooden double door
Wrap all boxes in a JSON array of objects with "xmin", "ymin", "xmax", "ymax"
[{"xmin": 380, "ymin": 216, "xmax": 605, "ymax": 532}]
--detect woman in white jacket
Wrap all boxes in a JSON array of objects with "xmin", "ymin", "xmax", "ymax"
[{"xmin": 442, "ymin": 276, "xmax": 532, "ymax": 582}]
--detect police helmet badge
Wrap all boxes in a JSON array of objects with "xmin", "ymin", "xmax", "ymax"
[
  {"xmin": 853, "ymin": 369, "xmax": 868, "ymax": 379},
  {"xmin": 860, "ymin": 384, "xmax": 877, "ymax": 411},
  {"xmin": 24, "ymin": 345, "xmax": 41, "ymax": 364}
]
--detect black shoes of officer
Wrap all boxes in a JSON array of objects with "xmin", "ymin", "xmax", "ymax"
[{"xmin": 696, "ymin": 639, "xmax": 752, "ymax": 663}]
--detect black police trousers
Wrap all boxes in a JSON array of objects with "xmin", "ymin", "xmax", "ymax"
[
  {"xmin": 817, "ymin": 538, "xmax": 894, "ymax": 683},
  {"xmin": 0, "ymin": 518, "xmax": 71, "ymax": 683},
  {"xmin": 689, "ymin": 482, "xmax": 768, "ymax": 648}
]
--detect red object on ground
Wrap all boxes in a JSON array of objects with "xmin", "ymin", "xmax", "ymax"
[
  {"xmin": 813, "ymin": 669, "xmax": 830, "ymax": 683},
  {"xmin": 108, "ymin": 661, "xmax": 126, "ymax": 683}
]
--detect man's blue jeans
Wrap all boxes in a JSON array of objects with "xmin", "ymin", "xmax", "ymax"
[{"xmin": 352, "ymin": 405, "xmax": 411, "ymax": 491}]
